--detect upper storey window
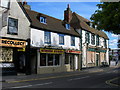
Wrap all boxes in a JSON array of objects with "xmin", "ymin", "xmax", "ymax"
[
  {"xmin": 65, "ymin": 24, "xmax": 70, "ymax": 30},
  {"xmin": 96, "ymin": 35, "xmax": 99, "ymax": 46},
  {"xmin": 40, "ymin": 16, "xmax": 46, "ymax": 24},
  {"xmin": 85, "ymin": 31, "xmax": 90, "ymax": 44},
  {"xmin": 8, "ymin": 17, "xmax": 18, "ymax": 35},
  {"xmin": 91, "ymin": 34, "xmax": 95, "ymax": 45},
  {"xmin": 44, "ymin": 31, "xmax": 51, "ymax": 44}
]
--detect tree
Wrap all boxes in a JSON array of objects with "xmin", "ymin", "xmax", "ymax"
[{"xmin": 90, "ymin": 2, "xmax": 120, "ymax": 34}]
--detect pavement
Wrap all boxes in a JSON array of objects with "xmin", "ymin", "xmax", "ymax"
[{"xmin": 1, "ymin": 64, "xmax": 120, "ymax": 83}]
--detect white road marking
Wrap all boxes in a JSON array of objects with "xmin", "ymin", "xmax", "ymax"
[
  {"xmin": 68, "ymin": 76, "xmax": 90, "ymax": 81},
  {"xmin": 10, "ymin": 82, "xmax": 53, "ymax": 88}
]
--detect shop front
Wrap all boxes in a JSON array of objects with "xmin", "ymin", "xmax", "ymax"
[
  {"xmin": 65, "ymin": 50, "xmax": 81, "ymax": 71},
  {"xmin": 0, "ymin": 38, "xmax": 26, "ymax": 75},
  {"xmin": 87, "ymin": 47, "xmax": 107, "ymax": 67},
  {"xmin": 37, "ymin": 48, "xmax": 65, "ymax": 74}
]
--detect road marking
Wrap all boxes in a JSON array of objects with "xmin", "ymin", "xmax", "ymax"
[
  {"xmin": 10, "ymin": 82, "xmax": 53, "ymax": 88},
  {"xmin": 105, "ymin": 77, "xmax": 120, "ymax": 87},
  {"xmin": 68, "ymin": 76, "xmax": 90, "ymax": 81},
  {"xmin": 7, "ymin": 69, "xmax": 103, "ymax": 83},
  {"xmin": 7, "ymin": 73, "xmax": 89, "ymax": 83}
]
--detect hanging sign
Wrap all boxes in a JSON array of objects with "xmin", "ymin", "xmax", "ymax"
[
  {"xmin": 66, "ymin": 50, "xmax": 81, "ymax": 54},
  {"xmin": 40, "ymin": 48, "xmax": 64, "ymax": 54},
  {"xmin": 0, "ymin": 39, "xmax": 26, "ymax": 48}
]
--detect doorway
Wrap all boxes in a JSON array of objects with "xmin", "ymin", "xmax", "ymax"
[
  {"xmin": 96, "ymin": 54, "xmax": 99, "ymax": 66},
  {"xmin": 70, "ymin": 55, "xmax": 74, "ymax": 70},
  {"xmin": 17, "ymin": 52, "xmax": 26, "ymax": 73}
]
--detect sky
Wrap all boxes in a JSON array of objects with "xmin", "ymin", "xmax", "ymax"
[{"xmin": 27, "ymin": 2, "xmax": 119, "ymax": 49}]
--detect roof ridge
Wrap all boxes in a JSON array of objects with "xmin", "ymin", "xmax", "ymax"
[
  {"xmin": 73, "ymin": 12, "xmax": 90, "ymax": 22},
  {"xmin": 26, "ymin": 9, "xmax": 62, "ymax": 22}
]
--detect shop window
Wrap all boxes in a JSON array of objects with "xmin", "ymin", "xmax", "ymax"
[
  {"xmin": 59, "ymin": 34, "xmax": 64, "ymax": 45},
  {"xmin": 0, "ymin": 48, "xmax": 13, "ymax": 62},
  {"xmin": 40, "ymin": 53, "xmax": 46, "ymax": 66},
  {"xmin": 48, "ymin": 54, "xmax": 53, "ymax": 66},
  {"xmin": 40, "ymin": 54, "xmax": 60, "ymax": 66},
  {"xmin": 8, "ymin": 17, "xmax": 18, "ymax": 35},
  {"xmin": 55, "ymin": 54, "xmax": 60, "ymax": 65},
  {"xmin": 71, "ymin": 36, "xmax": 75, "ymax": 46},
  {"xmin": 65, "ymin": 54, "xmax": 69, "ymax": 64},
  {"xmin": 44, "ymin": 31, "xmax": 51, "ymax": 44}
]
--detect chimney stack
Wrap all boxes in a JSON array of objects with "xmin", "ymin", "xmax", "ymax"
[
  {"xmin": 22, "ymin": 0, "xmax": 31, "ymax": 10},
  {"xmin": 64, "ymin": 4, "xmax": 72, "ymax": 23}
]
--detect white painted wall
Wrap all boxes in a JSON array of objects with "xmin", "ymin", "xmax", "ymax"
[
  {"xmin": 0, "ymin": 1, "xmax": 30, "ymax": 40},
  {"xmin": 31, "ymin": 28, "xmax": 80, "ymax": 50}
]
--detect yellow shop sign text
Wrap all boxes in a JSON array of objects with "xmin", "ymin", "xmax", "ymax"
[
  {"xmin": 0, "ymin": 39, "xmax": 26, "ymax": 48},
  {"xmin": 40, "ymin": 49, "xmax": 64, "ymax": 54}
]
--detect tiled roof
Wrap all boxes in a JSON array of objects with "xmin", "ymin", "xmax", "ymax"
[
  {"xmin": 71, "ymin": 12, "xmax": 109, "ymax": 39},
  {"xmin": 25, "ymin": 9, "xmax": 80, "ymax": 37}
]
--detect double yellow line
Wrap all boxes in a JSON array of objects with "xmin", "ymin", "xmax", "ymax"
[{"xmin": 106, "ymin": 77, "xmax": 120, "ymax": 87}]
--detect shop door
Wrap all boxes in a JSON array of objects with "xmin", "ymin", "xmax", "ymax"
[
  {"xmin": 17, "ymin": 52, "xmax": 26, "ymax": 73},
  {"xmin": 96, "ymin": 54, "xmax": 99, "ymax": 66},
  {"xmin": 75, "ymin": 55, "xmax": 78, "ymax": 70},
  {"xmin": 70, "ymin": 55, "xmax": 74, "ymax": 70}
]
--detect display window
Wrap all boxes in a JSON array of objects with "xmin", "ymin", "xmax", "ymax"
[
  {"xmin": 0, "ymin": 48, "xmax": 13, "ymax": 62},
  {"xmin": 40, "ymin": 53, "xmax": 60, "ymax": 66}
]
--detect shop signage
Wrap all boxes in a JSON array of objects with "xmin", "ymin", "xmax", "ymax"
[
  {"xmin": 0, "ymin": 39, "xmax": 26, "ymax": 48},
  {"xmin": 40, "ymin": 49, "xmax": 64, "ymax": 54},
  {"xmin": 88, "ymin": 48, "xmax": 106, "ymax": 53},
  {"xmin": 17, "ymin": 48, "xmax": 25, "ymax": 52},
  {"xmin": 66, "ymin": 50, "xmax": 81, "ymax": 54},
  {"xmin": 0, "ymin": 63, "xmax": 14, "ymax": 68}
]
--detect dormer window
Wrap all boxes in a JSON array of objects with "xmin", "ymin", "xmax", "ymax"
[
  {"xmin": 65, "ymin": 24, "xmax": 70, "ymax": 30},
  {"xmin": 40, "ymin": 16, "xmax": 46, "ymax": 24}
]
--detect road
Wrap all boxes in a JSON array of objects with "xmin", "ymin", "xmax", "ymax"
[{"xmin": 2, "ymin": 67, "xmax": 120, "ymax": 89}]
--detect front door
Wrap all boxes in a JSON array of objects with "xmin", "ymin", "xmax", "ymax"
[
  {"xmin": 70, "ymin": 55, "xmax": 74, "ymax": 70},
  {"xmin": 75, "ymin": 55, "xmax": 78, "ymax": 70},
  {"xmin": 96, "ymin": 54, "xmax": 99, "ymax": 66},
  {"xmin": 17, "ymin": 52, "xmax": 26, "ymax": 73}
]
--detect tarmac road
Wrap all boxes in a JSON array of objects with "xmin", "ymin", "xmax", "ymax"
[{"xmin": 2, "ymin": 67, "xmax": 120, "ymax": 89}]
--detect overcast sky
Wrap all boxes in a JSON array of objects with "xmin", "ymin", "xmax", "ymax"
[{"xmin": 27, "ymin": 2, "xmax": 119, "ymax": 49}]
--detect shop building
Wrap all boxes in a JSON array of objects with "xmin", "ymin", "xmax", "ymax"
[
  {"xmin": 0, "ymin": 1, "xmax": 109, "ymax": 75},
  {"xmin": 0, "ymin": 0, "xmax": 30, "ymax": 75},
  {"xmin": 24, "ymin": 3, "xmax": 109, "ymax": 74},
  {"xmin": 70, "ymin": 13, "xmax": 109, "ymax": 68},
  {"xmin": 25, "ymin": 6, "xmax": 81, "ymax": 74}
]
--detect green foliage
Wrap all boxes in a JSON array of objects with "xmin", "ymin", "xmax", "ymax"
[{"xmin": 90, "ymin": 2, "xmax": 120, "ymax": 34}]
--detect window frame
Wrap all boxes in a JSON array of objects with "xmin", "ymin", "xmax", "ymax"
[
  {"xmin": 91, "ymin": 34, "xmax": 95, "ymax": 45},
  {"xmin": 44, "ymin": 31, "xmax": 51, "ymax": 44},
  {"xmin": 65, "ymin": 24, "xmax": 70, "ymax": 30},
  {"xmin": 59, "ymin": 34, "xmax": 64, "ymax": 45},
  {"xmin": 40, "ymin": 54, "xmax": 60, "ymax": 67},
  {"xmin": 85, "ymin": 31, "xmax": 90, "ymax": 44},
  {"xmin": 7, "ymin": 17, "xmax": 18, "ymax": 35},
  {"xmin": 71, "ymin": 36, "xmax": 75, "ymax": 46},
  {"xmin": 40, "ymin": 16, "xmax": 46, "ymax": 24},
  {"xmin": 96, "ymin": 35, "xmax": 99, "ymax": 46},
  {"xmin": 104, "ymin": 38, "xmax": 107, "ymax": 48}
]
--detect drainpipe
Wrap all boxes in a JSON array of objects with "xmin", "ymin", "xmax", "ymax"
[{"xmin": 80, "ymin": 29, "xmax": 82, "ymax": 70}]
